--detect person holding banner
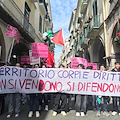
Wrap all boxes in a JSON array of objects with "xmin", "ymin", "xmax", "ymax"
[
  {"xmin": 111, "ymin": 62, "xmax": 120, "ymax": 116},
  {"xmin": 96, "ymin": 65, "xmax": 110, "ymax": 117},
  {"xmin": 28, "ymin": 64, "xmax": 40, "ymax": 118},
  {"xmin": 7, "ymin": 63, "xmax": 21, "ymax": 118},
  {"xmin": 52, "ymin": 64, "xmax": 67, "ymax": 117},
  {"xmin": 75, "ymin": 64, "xmax": 87, "ymax": 117},
  {"xmin": 39, "ymin": 65, "xmax": 49, "ymax": 111},
  {"xmin": 21, "ymin": 63, "xmax": 29, "ymax": 105},
  {"xmin": 86, "ymin": 66, "xmax": 96, "ymax": 111},
  {"xmin": 0, "ymin": 63, "xmax": 6, "ymax": 115}
]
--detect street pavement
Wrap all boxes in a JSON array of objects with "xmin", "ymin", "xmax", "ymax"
[{"xmin": 0, "ymin": 97, "xmax": 120, "ymax": 120}]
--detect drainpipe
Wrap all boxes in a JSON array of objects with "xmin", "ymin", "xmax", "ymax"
[{"xmin": 103, "ymin": 0, "xmax": 109, "ymax": 67}]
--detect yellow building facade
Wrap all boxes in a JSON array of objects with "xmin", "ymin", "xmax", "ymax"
[{"xmin": 0, "ymin": 0, "xmax": 53, "ymax": 65}]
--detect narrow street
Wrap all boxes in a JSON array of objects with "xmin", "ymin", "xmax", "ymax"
[{"xmin": 0, "ymin": 97, "xmax": 120, "ymax": 120}]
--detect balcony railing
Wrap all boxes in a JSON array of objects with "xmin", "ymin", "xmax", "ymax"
[
  {"xmin": 91, "ymin": 15, "xmax": 100, "ymax": 28},
  {"xmin": 87, "ymin": 15, "xmax": 101, "ymax": 39},
  {"xmin": 39, "ymin": 0, "xmax": 48, "ymax": 13},
  {"xmin": 80, "ymin": 35, "xmax": 84, "ymax": 45},
  {"xmin": 80, "ymin": 0, "xmax": 88, "ymax": 14},
  {"xmin": 0, "ymin": 0, "xmax": 35, "ymax": 40}
]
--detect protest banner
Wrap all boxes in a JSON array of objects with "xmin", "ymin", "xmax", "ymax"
[
  {"xmin": 21, "ymin": 56, "xmax": 30, "ymax": 64},
  {"xmin": 29, "ymin": 50, "xmax": 40, "ymax": 65},
  {"xmin": 32, "ymin": 43, "xmax": 48, "ymax": 58},
  {"xmin": 1, "ymin": 66, "xmax": 120, "ymax": 97},
  {"xmin": 87, "ymin": 63, "xmax": 97, "ymax": 70},
  {"xmin": 5, "ymin": 24, "xmax": 20, "ymax": 43},
  {"xmin": 71, "ymin": 57, "xmax": 87, "ymax": 69}
]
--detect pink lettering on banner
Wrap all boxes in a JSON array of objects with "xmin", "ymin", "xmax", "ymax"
[
  {"xmin": 5, "ymin": 24, "xmax": 20, "ymax": 43},
  {"xmin": 71, "ymin": 57, "xmax": 87, "ymax": 69},
  {"xmin": 21, "ymin": 56, "xmax": 30, "ymax": 64},
  {"xmin": 32, "ymin": 43, "xmax": 48, "ymax": 58},
  {"xmin": 87, "ymin": 63, "xmax": 97, "ymax": 70}
]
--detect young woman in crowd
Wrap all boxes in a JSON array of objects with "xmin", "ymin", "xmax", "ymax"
[
  {"xmin": 28, "ymin": 64, "xmax": 40, "ymax": 118},
  {"xmin": 75, "ymin": 64, "xmax": 87, "ymax": 117},
  {"xmin": 7, "ymin": 63, "xmax": 21, "ymax": 118},
  {"xmin": 52, "ymin": 64, "xmax": 67, "ymax": 117},
  {"xmin": 111, "ymin": 62, "xmax": 120, "ymax": 116},
  {"xmin": 39, "ymin": 64, "xmax": 49, "ymax": 111},
  {"xmin": 96, "ymin": 65, "xmax": 110, "ymax": 117}
]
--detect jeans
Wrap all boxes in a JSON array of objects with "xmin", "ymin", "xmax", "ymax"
[
  {"xmin": 0, "ymin": 95, "xmax": 5, "ymax": 114},
  {"xmin": 8, "ymin": 93, "xmax": 21, "ymax": 114},
  {"xmin": 21, "ymin": 93, "xmax": 27, "ymax": 104},
  {"xmin": 29, "ymin": 94, "xmax": 39, "ymax": 111},
  {"xmin": 112, "ymin": 97, "xmax": 120, "ymax": 112},
  {"xmin": 53, "ymin": 93, "xmax": 67, "ymax": 112},
  {"xmin": 39, "ymin": 94, "xmax": 48, "ymax": 105},
  {"xmin": 87, "ymin": 95, "xmax": 96, "ymax": 109},
  {"xmin": 75, "ymin": 95, "xmax": 87, "ymax": 113},
  {"xmin": 97, "ymin": 96, "xmax": 109, "ymax": 112}
]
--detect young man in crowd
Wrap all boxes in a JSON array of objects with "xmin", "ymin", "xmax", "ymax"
[
  {"xmin": 52, "ymin": 64, "xmax": 67, "ymax": 117},
  {"xmin": 96, "ymin": 65, "xmax": 110, "ymax": 117},
  {"xmin": 111, "ymin": 62, "xmax": 120, "ymax": 116},
  {"xmin": 0, "ymin": 63, "xmax": 6, "ymax": 115},
  {"xmin": 7, "ymin": 63, "xmax": 21, "ymax": 118},
  {"xmin": 75, "ymin": 64, "xmax": 87, "ymax": 117},
  {"xmin": 86, "ymin": 66, "xmax": 96, "ymax": 111},
  {"xmin": 28, "ymin": 64, "xmax": 40, "ymax": 118},
  {"xmin": 21, "ymin": 63, "xmax": 29, "ymax": 105}
]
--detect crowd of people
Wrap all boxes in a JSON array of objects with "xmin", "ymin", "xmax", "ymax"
[{"xmin": 0, "ymin": 61, "xmax": 120, "ymax": 118}]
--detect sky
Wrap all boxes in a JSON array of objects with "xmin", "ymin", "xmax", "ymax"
[{"xmin": 50, "ymin": 0, "xmax": 77, "ymax": 64}]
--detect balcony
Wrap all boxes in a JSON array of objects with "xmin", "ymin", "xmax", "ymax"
[
  {"xmin": 39, "ymin": 0, "xmax": 48, "ymax": 14},
  {"xmin": 0, "ymin": 0, "xmax": 35, "ymax": 42},
  {"xmin": 87, "ymin": 15, "xmax": 101, "ymax": 39},
  {"xmin": 80, "ymin": 0, "xmax": 88, "ymax": 14},
  {"xmin": 45, "ymin": 14, "xmax": 50, "ymax": 25}
]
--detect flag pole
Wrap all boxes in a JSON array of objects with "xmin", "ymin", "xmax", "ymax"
[{"xmin": 7, "ymin": 38, "xmax": 15, "ymax": 63}]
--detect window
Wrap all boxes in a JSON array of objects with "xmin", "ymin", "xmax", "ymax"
[
  {"xmin": 39, "ymin": 14, "xmax": 42, "ymax": 33},
  {"xmin": 24, "ymin": 2, "xmax": 31, "ymax": 29},
  {"xmin": 93, "ymin": 0, "xmax": 97, "ymax": 16}
]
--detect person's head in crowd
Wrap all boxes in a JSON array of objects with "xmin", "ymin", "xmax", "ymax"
[
  {"xmin": 0, "ymin": 62, "xmax": 6, "ymax": 67},
  {"xmin": 86, "ymin": 66, "xmax": 93, "ymax": 70},
  {"xmin": 78, "ymin": 64, "xmax": 85, "ymax": 69},
  {"xmin": 42, "ymin": 64, "xmax": 47, "ymax": 68},
  {"xmin": 23, "ymin": 63, "xmax": 28, "ymax": 68},
  {"xmin": 59, "ymin": 64, "xmax": 65, "ymax": 68},
  {"xmin": 114, "ymin": 61, "xmax": 120, "ymax": 70},
  {"xmin": 34, "ymin": 64, "xmax": 39, "ymax": 68},
  {"xmin": 15, "ymin": 63, "xmax": 20, "ymax": 67},
  {"xmin": 100, "ymin": 65, "xmax": 106, "ymax": 72},
  {"xmin": 67, "ymin": 65, "xmax": 71, "ymax": 69}
]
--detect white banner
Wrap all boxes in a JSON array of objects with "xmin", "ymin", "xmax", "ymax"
[{"xmin": 0, "ymin": 66, "xmax": 120, "ymax": 96}]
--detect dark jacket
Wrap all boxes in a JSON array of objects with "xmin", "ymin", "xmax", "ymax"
[{"xmin": 111, "ymin": 68, "xmax": 120, "ymax": 72}]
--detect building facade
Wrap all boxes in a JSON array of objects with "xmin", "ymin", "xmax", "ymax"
[
  {"xmin": 0, "ymin": 0, "xmax": 53, "ymax": 65},
  {"xmin": 58, "ymin": 0, "xmax": 120, "ymax": 69}
]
